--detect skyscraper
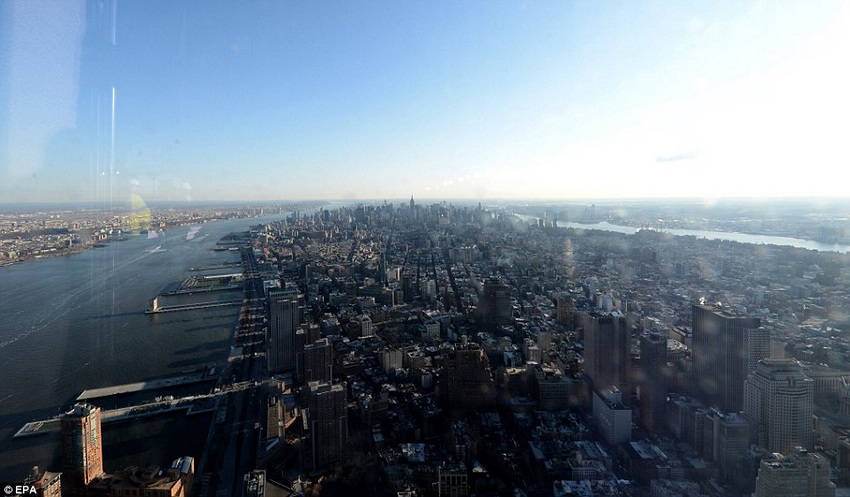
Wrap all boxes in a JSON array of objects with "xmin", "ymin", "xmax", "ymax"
[
  {"xmin": 444, "ymin": 340, "xmax": 496, "ymax": 414},
  {"xmin": 691, "ymin": 304, "xmax": 761, "ymax": 412},
  {"xmin": 639, "ymin": 330, "xmax": 667, "ymax": 435},
  {"xmin": 581, "ymin": 311, "xmax": 630, "ymax": 399},
  {"xmin": 303, "ymin": 337, "xmax": 333, "ymax": 384},
  {"xmin": 61, "ymin": 403, "xmax": 103, "ymax": 493},
  {"xmin": 745, "ymin": 358, "xmax": 814, "ymax": 454},
  {"xmin": 307, "ymin": 381, "xmax": 348, "ymax": 469},
  {"xmin": 267, "ymin": 288, "xmax": 301, "ymax": 373},
  {"xmin": 478, "ymin": 277, "xmax": 512, "ymax": 329}
]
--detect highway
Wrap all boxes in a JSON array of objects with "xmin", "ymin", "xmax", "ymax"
[{"xmin": 202, "ymin": 245, "xmax": 267, "ymax": 497}]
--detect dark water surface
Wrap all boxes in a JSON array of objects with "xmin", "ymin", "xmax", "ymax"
[{"xmin": 0, "ymin": 216, "xmax": 279, "ymax": 480}]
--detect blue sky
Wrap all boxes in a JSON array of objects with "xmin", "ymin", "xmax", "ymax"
[{"xmin": 1, "ymin": 0, "xmax": 848, "ymax": 203}]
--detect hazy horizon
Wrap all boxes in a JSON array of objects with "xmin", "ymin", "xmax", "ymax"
[{"xmin": 2, "ymin": 1, "xmax": 848, "ymax": 203}]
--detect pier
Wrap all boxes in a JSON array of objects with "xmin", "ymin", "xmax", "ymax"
[
  {"xmin": 14, "ymin": 381, "xmax": 260, "ymax": 439},
  {"xmin": 160, "ymin": 285, "xmax": 242, "ymax": 296},
  {"xmin": 146, "ymin": 298, "xmax": 243, "ymax": 314},
  {"xmin": 189, "ymin": 263, "xmax": 242, "ymax": 272},
  {"xmin": 76, "ymin": 371, "xmax": 213, "ymax": 401}
]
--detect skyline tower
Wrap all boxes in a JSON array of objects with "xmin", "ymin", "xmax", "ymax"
[
  {"xmin": 60, "ymin": 403, "xmax": 103, "ymax": 494},
  {"xmin": 745, "ymin": 358, "xmax": 814, "ymax": 454},
  {"xmin": 581, "ymin": 311, "xmax": 630, "ymax": 399},
  {"xmin": 639, "ymin": 330, "xmax": 668, "ymax": 435},
  {"xmin": 691, "ymin": 304, "xmax": 761, "ymax": 412},
  {"xmin": 307, "ymin": 381, "xmax": 348, "ymax": 469},
  {"xmin": 267, "ymin": 288, "xmax": 301, "ymax": 373}
]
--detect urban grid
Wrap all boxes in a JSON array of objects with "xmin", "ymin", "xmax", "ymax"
[{"xmin": 4, "ymin": 198, "xmax": 850, "ymax": 497}]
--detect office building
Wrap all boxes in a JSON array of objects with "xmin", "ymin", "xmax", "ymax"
[
  {"xmin": 303, "ymin": 338, "xmax": 333, "ymax": 384},
  {"xmin": 691, "ymin": 304, "xmax": 761, "ymax": 412},
  {"xmin": 478, "ymin": 277, "xmax": 512, "ymax": 329},
  {"xmin": 754, "ymin": 448, "xmax": 835, "ymax": 497},
  {"xmin": 745, "ymin": 358, "xmax": 814, "ymax": 453},
  {"xmin": 61, "ymin": 403, "xmax": 103, "ymax": 493},
  {"xmin": 444, "ymin": 340, "xmax": 496, "ymax": 414},
  {"xmin": 639, "ymin": 330, "xmax": 668, "ymax": 435},
  {"xmin": 581, "ymin": 311, "xmax": 630, "ymax": 398},
  {"xmin": 307, "ymin": 381, "xmax": 348, "ymax": 469},
  {"xmin": 705, "ymin": 410, "xmax": 751, "ymax": 484},
  {"xmin": 267, "ymin": 288, "xmax": 301, "ymax": 373},
  {"xmin": 592, "ymin": 387, "xmax": 632, "ymax": 445}
]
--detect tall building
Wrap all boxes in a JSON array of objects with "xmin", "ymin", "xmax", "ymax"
[
  {"xmin": 267, "ymin": 288, "xmax": 301, "ymax": 373},
  {"xmin": 754, "ymin": 448, "xmax": 835, "ymax": 497},
  {"xmin": 745, "ymin": 358, "xmax": 814, "ymax": 453},
  {"xmin": 592, "ymin": 387, "xmax": 632, "ymax": 445},
  {"xmin": 478, "ymin": 277, "xmax": 512, "ymax": 329},
  {"xmin": 581, "ymin": 311, "xmax": 630, "ymax": 398},
  {"xmin": 303, "ymin": 338, "xmax": 333, "ymax": 384},
  {"xmin": 705, "ymin": 410, "xmax": 751, "ymax": 485},
  {"xmin": 639, "ymin": 330, "xmax": 668, "ymax": 435},
  {"xmin": 444, "ymin": 340, "xmax": 496, "ymax": 414},
  {"xmin": 307, "ymin": 381, "xmax": 348, "ymax": 469},
  {"xmin": 691, "ymin": 304, "xmax": 761, "ymax": 411},
  {"xmin": 61, "ymin": 403, "xmax": 103, "ymax": 493}
]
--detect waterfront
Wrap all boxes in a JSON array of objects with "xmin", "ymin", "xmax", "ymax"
[{"xmin": 0, "ymin": 215, "xmax": 282, "ymax": 480}]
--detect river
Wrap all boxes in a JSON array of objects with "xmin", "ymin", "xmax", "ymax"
[
  {"xmin": 0, "ymin": 215, "xmax": 283, "ymax": 480},
  {"xmin": 548, "ymin": 220, "xmax": 850, "ymax": 254}
]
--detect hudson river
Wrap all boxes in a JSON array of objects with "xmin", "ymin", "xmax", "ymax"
[{"xmin": 0, "ymin": 215, "xmax": 280, "ymax": 480}]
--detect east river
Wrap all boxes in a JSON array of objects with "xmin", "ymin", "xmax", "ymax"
[{"xmin": 0, "ymin": 215, "xmax": 283, "ymax": 480}]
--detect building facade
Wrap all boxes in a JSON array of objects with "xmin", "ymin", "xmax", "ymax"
[
  {"xmin": 307, "ymin": 381, "xmax": 348, "ymax": 469},
  {"xmin": 61, "ymin": 403, "xmax": 103, "ymax": 493},
  {"xmin": 691, "ymin": 304, "xmax": 761, "ymax": 412},
  {"xmin": 267, "ymin": 288, "xmax": 301, "ymax": 373},
  {"xmin": 745, "ymin": 358, "xmax": 814, "ymax": 453}
]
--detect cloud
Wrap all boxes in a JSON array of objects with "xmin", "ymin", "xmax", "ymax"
[{"xmin": 656, "ymin": 151, "xmax": 697, "ymax": 163}]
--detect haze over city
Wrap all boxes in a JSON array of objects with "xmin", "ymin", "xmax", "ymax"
[{"xmin": 2, "ymin": 0, "xmax": 849, "ymax": 204}]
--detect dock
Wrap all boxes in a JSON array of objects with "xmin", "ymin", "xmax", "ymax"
[
  {"xmin": 14, "ymin": 380, "xmax": 259, "ymax": 439},
  {"xmin": 145, "ymin": 298, "xmax": 243, "ymax": 314},
  {"xmin": 189, "ymin": 263, "xmax": 242, "ymax": 272},
  {"xmin": 160, "ymin": 285, "xmax": 242, "ymax": 296},
  {"xmin": 76, "ymin": 372, "xmax": 213, "ymax": 401}
]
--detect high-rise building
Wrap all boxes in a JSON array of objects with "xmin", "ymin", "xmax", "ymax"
[
  {"xmin": 267, "ymin": 288, "xmax": 301, "ymax": 373},
  {"xmin": 303, "ymin": 338, "xmax": 333, "ymax": 384},
  {"xmin": 307, "ymin": 381, "xmax": 348, "ymax": 469},
  {"xmin": 592, "ymin": 386, "xmax": 632, "ymax": 445},
  {"xmin": 444, "ymin": 340, "xmax": 496, "ymax": 414},
  {"xmin": 60, "ymin": 403, "xmax": 103, "ymax": 493},
  {"xmin": 745, "ymin": 358, "xmax": 814, "ymax": 453},
  {"xmin": 639, "ymin": 330, "xmax": 668, "ymax": 435},
  {"xmin": 754, "ymin": 448, "xmax": 835, "ymax": 497},
  {"xmin": 478, "ymin": 277, "xmax": 512, "ymax": 329},
  {"xmin": 704, "ymin": 410, "xmax": 751, "ymax": 484},
  {"xmin": 691, "ymin": 304, "xmax": 761, "ymax": 412},
  {"xmin": 581, "ymin": 311, "xmax": 630, "ymax": 398}
]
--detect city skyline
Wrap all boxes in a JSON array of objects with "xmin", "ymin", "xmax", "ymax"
[{"xmin": 2, "ymin": 1, "xmax": 849, "ymax": 203}]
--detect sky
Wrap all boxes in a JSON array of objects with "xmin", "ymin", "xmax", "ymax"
[{"xmin": 1, "ymin": 0, "xmax": 848, "ymax": 203}]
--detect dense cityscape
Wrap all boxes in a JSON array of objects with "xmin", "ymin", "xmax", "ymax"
[{"xmin": 3, "ymin": 198, "xmax": 850, "ymax": 497}]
